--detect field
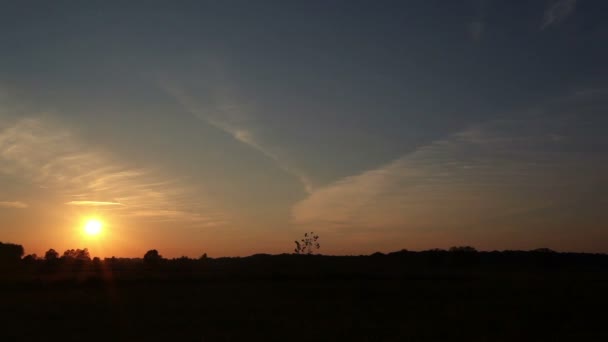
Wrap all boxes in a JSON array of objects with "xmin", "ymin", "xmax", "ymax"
[{"xmin": 1, "ymin": 252, "xmax": 607, "ymax": 341}]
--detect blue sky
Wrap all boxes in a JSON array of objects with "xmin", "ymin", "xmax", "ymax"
[{"xmin": 1, "ymin": 0, "xmax": 607, "ymax": 257}]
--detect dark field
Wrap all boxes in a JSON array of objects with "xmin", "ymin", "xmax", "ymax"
[{"xmin": 2, "ymin": 251, "xmax": 608, "ymax": 341}]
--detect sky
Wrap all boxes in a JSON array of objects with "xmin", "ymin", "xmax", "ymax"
[{"xmin": 1, "ymin": 0, "xmax": 608, "ymax": 258}]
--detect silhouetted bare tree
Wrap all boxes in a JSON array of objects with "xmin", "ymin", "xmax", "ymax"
[{"xmin": 294, "ymin": 232, "xmax": 320, "ymax": 255}]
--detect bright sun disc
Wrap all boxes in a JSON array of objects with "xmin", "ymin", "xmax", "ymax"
[{"xmin": 84, "ymin": 219, "xmax": 103, "ymax": 236}]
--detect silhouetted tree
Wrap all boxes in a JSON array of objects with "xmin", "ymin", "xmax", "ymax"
[
  {"xmin": 294, "ymin": 232, "xmax": 320, "ymax": 255},
  {"xmin": 388, "ymin": 249, "xmax": 409, "ymax": 256},
  {"xmin": 44, "ymin": 248, "xmax": 59, "ymax": 262},
  {"xmin": 62, "ymin": 248, "xmax": 91, "ymax": 261},
  {"xmin": 449, "ymin": 246, "xmax": 477, "ymax": 253},
  {"xmin": 532, "ymin": 248, "xmax": 556, "ymax": 253},
  {"xmin": 144, "ymin": 249, "xmax": 163, "ymax": 265},
  {"xmin": 0, "ymin": 242, "xmax": 24, "ymax": 263},
  {"xmin": 91, "ymin": 257, "xmax": 102, "ymax": 271},
  {"xmin": 22, "ymin": 253, "xmax": 38, "ymax": 263},
  {"xmin": 448, "ymin": 246, "xmax": 478, "ymax": 267}
]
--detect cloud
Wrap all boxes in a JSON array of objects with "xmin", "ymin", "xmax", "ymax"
[
  {"xmin": 0, "ymin": 116, "xmax": 225, "ymax": 226},
  {"xmin": 469, "ymin": 21, "xmax": 484, "ymax": 42},
  {"xmin": 468, "ymin": 0, "xmax": 488, "ymax": 42},
  {"xmin": 130, "ymin": 209, "xmax": 227, "ymax": 226},
  {"xmin": 292, "ymin": 97, "xmax": 608, "ymax": 235},
  {"xmin": 541, "ymin": 0, "xmax": 577, "ymax": 29},
  {"xmin": 164, "ymin": 83, "xmax": 314, "ymax": 193},
  {"xmin": 0, "ymin": 201, "xmax": 28, "ymax": 209},
  {"xmin": 65, "ymin": 201, "xmax": 124, "ymax": 206}
]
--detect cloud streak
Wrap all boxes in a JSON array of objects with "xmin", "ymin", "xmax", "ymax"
[
  {"xmin": 0, "ymin": 115, "xmax": 225, "ymax": 226},
  {"xmin": 0, "ymin": 201, "xmax": 28, "ymax": 209},
  {"xmin": 469, "ymin": 21, "xmax": 484, "ymax": 42},
  {"xmin": 468, "ymin": 0, "xmax": 488, "ymax": 42},
  {"xmin": 164, "ymin": 83, "xmax": 314, "ymax": 194},
  {"xmin": 65, "ymin": 201, "xmax": 124, "ymax": 206},
  {"xmin": 292, "ymin": 96, "xmax": 608, "ymax": 236},
  {"xmin": 541, "ymin": 0, "xmax": 577, "ymax": 29}
]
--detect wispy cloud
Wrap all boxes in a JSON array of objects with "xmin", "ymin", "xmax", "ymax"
[
  {"xmin": 292, "ymin": 96, "xmax": 608, "ymax": 235},
  {"xmin": 464, "ymin": 0, "xmax": 492, "ymax": 42},
  {"xmin": 468, "ymin": 0, "xmax": 488, "ymax": 42},
  {"xmin": 163, "ymin": 83, "xmax": 314, "ymax": 194},
  {"xmin": 130, "ymin": 209, "xmax": 227, "ymax": 226},
  {"xmin": 65, "ymin": 201, "xmax": 124, "ymax": 206},
  {"xmin": 469, "ymin": 21, "xmax": 484, "ymax": 42},
  {"xmin": 0, "ymin": 116, "xmax": 226, "ymax": 226},
  {"xmin": 541, "ymin": 0, "xmax": 577, "ymax": 30},
  {"xmin": 0, "ymin": 201, "xmax": 28, "ymax": 209}
]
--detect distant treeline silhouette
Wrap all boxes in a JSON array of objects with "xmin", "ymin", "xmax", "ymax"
[
  {"xmin": 2, "ymin": 241, "xmax": 608, "ymax": 281},
  {"xmin": 3, "ymin": 240, "xmax": 608, "ymax": 341}
]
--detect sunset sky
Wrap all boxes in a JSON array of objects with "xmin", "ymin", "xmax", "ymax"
[{"xmin": 1, "ymin": 1, "xmax": 608, "ymax": 258}]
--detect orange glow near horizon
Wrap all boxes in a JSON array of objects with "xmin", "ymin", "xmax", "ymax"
[{"xmin": 76, "ymin": 217, "xmax": 112, "ymax": 257}]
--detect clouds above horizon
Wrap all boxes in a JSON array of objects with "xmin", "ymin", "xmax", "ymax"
[
  {"xmin": 468, "ymin": 0, "xmax": 488, "ymax": 42},
  {"xmin": 0, "ymin": 201, "xmax": 28, "ymax": 209},
  {"xmin": 65, "ymin": 201, "xmax": 124, "ymax": 206},
  {"xmin": 541, "ymin": 0, "xmax": 577, "ymax": 29},
  {"xmin": 293, "ymin": 93, "xmax": 608, "ymax": 240},
  {"xmin": 164, "ymin": 83, "xmax": 315, "ymax": 194},
  {"xmin": 0, "ymin": 114, "xmax": 225, "ymax": 226}
]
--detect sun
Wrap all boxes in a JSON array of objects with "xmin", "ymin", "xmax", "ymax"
[{"xmin": 84, "ymin": 219, "xmax": 103, "ymax": 236}]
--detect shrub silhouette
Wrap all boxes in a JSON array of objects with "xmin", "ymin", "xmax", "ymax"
[{"xmin": 294, "ymin": 232, "xmax": 320, "ymax": 255}]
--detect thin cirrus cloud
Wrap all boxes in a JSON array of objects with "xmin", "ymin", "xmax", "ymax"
[
  {"xmin": 292, "ymin": 92, "xmax": 608, "ymax": 236},
  {"xmin": 0, "ymin": 114, "xmax": 225, "ymax": 226},
  {"xmin": 468, "ymin": 0, "xmax": 487, "ymax": 42},
  {"xmin": 130, "ymin": 209, "xmax": 228, "ymax": 226},
  {"xmin": 0, "ymin": 201, "xmax": 28, "ymax": 209},
  {"xmin": 469, "ymin": 21, "xmax": 484, "ymax": 42},
  {"xmin": 65, "ymin": 201, "xmax": 124, "ymax": 206},
  {"xmin": 541, "ymin": 0, "xmax": 577, "ymax": 29},
  {"xmin": 164, "ymin": 83, "xmax": 315, "ymax": 194}
]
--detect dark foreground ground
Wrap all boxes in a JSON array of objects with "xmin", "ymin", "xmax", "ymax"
[{"xmin": 1, "ymin": 251, "xmax": 608, "ymax": 341}]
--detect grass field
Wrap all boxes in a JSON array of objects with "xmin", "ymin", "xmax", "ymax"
[{"xmin": 2, "ymin": 252, "xmax": 607, "ymax": 341}]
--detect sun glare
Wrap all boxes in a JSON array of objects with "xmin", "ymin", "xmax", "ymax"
[{"xmin": 84, "ymin": 219, "xmax": 103, "ymax": 236}]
